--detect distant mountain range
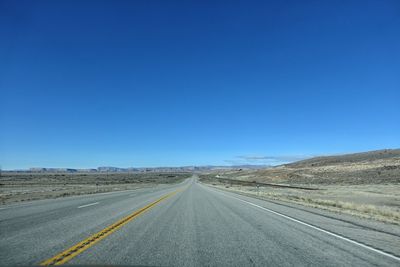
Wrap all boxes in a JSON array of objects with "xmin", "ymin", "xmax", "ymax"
[{"xmin": 5, "ymin": 165, "xmax": 269, "ymax": 173}]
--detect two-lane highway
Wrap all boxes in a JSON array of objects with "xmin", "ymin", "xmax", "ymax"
[{"xmin": 1, "ymin": 177, "xmax": 399, "ymax": 266}]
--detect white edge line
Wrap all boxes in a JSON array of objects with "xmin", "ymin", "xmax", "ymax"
[
  {"xmin": 77, "ymin": 202, "xmax": 99, "ymax": 209},
  {"xmin": 0, "ymin": 188, "xmax": 151, "ymax": 210},
  {"xmin": 208, "ymin": 186, "xmax": 400, "ymax": 262}
]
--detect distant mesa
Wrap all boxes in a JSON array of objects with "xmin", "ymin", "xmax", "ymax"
[
  {"xmin": 9, "ymin": 165, "xmax": 267, "ymax": 173},
  {"xmin": 4, "ymin": 149, "xmax": 398, "ymax": 174},
  {"xmin": 27, "ymin": 168, "xmax": 97, "ymax": 173}
]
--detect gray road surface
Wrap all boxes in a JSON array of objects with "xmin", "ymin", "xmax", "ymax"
[{"xmin": 1, "ymin": 177, "xmax": 399, "ymax": 266}]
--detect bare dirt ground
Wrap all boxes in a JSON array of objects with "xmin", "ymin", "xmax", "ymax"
[
  {"xmin": 0, "ymin": 172, "xmax": 190, "ymax": 205},
  {"xmin": 200, "ymin": 149, "xmax": 400, "ymax": 225}
]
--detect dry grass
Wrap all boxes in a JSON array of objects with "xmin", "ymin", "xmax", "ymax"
[
  {"xmin": 208, "ymin": 184, "xmax": 400, "ymax": 225},
  {"xmin": 208, "ymin": 150, "xmax": 400, "ymax": 185},
  {"xmin": 0, "ymin": 172, "xmax": 190, "ymax": 205},
  {"xmin": 200, "ymin": 150, "xmax": 400, "ymax": 224}
]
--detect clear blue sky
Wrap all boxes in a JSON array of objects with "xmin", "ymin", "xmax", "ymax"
[{"xmin": 1, "ymin": 0, "xmax": 399, "ymax": 169}]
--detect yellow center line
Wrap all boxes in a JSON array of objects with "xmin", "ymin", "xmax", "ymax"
[{"xmin": 40, "ymin": 189, "xmax": 181, "ymax": 266}]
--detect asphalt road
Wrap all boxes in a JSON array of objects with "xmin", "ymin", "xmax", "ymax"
[{"xmin": 1, "ymin": 176, "xmax": 399, "ymax": 266}]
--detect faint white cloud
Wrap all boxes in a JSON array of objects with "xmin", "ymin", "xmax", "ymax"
[{"xmin": 224, "ymin": 154, "xmax": 312, "ymax": 166}]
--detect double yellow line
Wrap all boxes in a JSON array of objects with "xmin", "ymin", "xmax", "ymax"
[{"xmin": 40, "ymin": 190, "xmax": 180, "ymax": 266}]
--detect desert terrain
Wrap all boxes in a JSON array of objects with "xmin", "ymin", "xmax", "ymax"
[
  {"xmin": 200, "ymin": 149, "xmax": 400, "ymax": 224},
  {"xmin": 0, "ymin": 172, "xmax": 190, "ymax": 205}
]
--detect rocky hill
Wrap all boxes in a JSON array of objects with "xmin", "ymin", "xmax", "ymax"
[
  {"xmin": 286, "ymin": 149, "xmax": 400, "ymax": 168},
  {"xmin": 209, "ymin": 149, "xmax": 400, "ymax": 185}
]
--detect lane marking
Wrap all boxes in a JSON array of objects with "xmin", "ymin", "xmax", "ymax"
[
  {"xmin": 77, "ymin": 202, "xmax": 99, "ymax": 209},
  {"xmin": 0, "ymin": 188, "xmax": 150, "ymax": 211},
  {"xmin": 40, "ymin": 190, "xmax": 180, "ymax": 266},
  {"xmin": 208, "ymin": 186, "xmax": 400, "ymax": 262}
]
